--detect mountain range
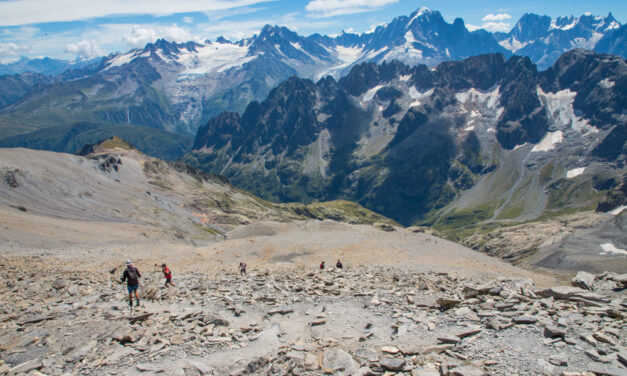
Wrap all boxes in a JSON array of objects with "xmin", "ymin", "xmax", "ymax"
[
  {"xmin": 0, "ymin": 8, "xmax": 623, "ymax": 159},
  {"xmin": 185, "ymin": 49, "xmax": 626, "ymax": 237}
]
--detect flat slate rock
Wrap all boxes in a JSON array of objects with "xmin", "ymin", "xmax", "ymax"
[
  {"xmin": 513, "ymin": 315, "xmax": 538, "ymax": 324},
  {"xmin": 379, "ymin": 357, "xmax": 405, "ymax": 371}
]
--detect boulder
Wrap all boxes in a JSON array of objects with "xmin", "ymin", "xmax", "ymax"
[
  {"xmin": 322, "ymin": 347, "xmax": 358, "ymax": 375},
  {"xmin": 571, "ymin": 271, "xmax": 595, "ymax": 290},
  {"xmin": 544, "ymin": 325, "xmax": 566, "ymax": 338},
  {"xmin": 437, "ymin": 297, "xmax": 461, "ymax": 309},
  {"xmin": 513, "ymin": 316, "xmax": 538, "ymax": 324},
  {"xmin": 412, "ymin": 365, "xmax": 441, "ymax": 376},
  {"xmin": 380, "ymin": 357, "xmax": 405, "ymax": 371},
  {"xmin": 355, "ymin": 348, "xmax": 379, "ymax": 362},
  {"xmin": 52, "ymin": 278, "xmax": 67, "ymax": 290},
  {"xmin": 447, "ymin": 365, "xmax": 486, "ymax": 376}
]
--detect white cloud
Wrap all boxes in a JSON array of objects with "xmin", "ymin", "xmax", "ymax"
[
  {"xmin": 0, "ymin": 41, "xmax": 30, "ymax": 63},
  {"xmin": 467, "ymin": 13, "xmax": 512, "ymax": 33},
  {"xmin": 65, "ymin": 40, "xmax": 103, "ymax": 58},
  {"xmin": 482, "ymin": 13, "xmax": 511, "ymax": 22},
  {"xmin": 195, "ymin": 13, "xmax": 335, "ymax": 41},
  {"xmin": 478, "ymin": 22, "xmax": 511, "ymax": 32},
  {"xmin": 0, "ymin": 0, "xmax": 275, "ymax": 27},
  {"xmin": 306, "ymin": 0, "xmax": 399, "ymax": 18},
  {"xmin": 182, "ymin": 16, "xmax": 194, "ymax": 24},
  {"xmin": 121, "ymin": 24, "xmax": 201, "ymax": 48}
]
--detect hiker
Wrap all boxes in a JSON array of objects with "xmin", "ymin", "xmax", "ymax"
[
  {"xmin": 120, "ymin": 260, "xmax": 141, "ymax": 308},
  {"xmin": 239, "ymin": 262, "xmax": 247, "ymax": 276},
  {"xmin": 158, "ymin": 263, "xmax": 175, "ymax": 287},
  {"xmin": 320, "ymin": 261, "xmax": 325, "ymax": 270},
  {"xmin": 336, "ymin": 259, "xmax": 343, "ymax": 269}
]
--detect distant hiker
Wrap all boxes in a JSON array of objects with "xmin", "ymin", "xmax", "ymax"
[
  {"xmin": 320, "ymin": 261, "xmax": 325, "ymax": 270},
  {"xmin": 239, "ymin": 262, "xmax": 247, "ymax": 276},
  {"xmin": 121, "ymin": 260, "xmax": 141, "ymax": 308},
  {"xmin": 336, "ymin": 259, "xmax": 343, "ymax": 269},
  {"xmin": 157, "ymin": 263, "xmax": 175, "ymax": 287}
]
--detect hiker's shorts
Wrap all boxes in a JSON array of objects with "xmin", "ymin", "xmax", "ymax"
[
  {"xmin": 166, "ymin": 278, "xmax": 172, "ymax": 283},
  {"xmin": 127, "ymin": 284, "xmax": 139, "ymax": 293}
]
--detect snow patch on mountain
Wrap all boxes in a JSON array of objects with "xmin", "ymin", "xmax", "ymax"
[
  {"xmin": 408, "ymin": 87, "xmax": 433, "ymax": 107},
  {"xmin": 600, "ymin": 243, "xmax": 627, "ymax": 256},
  {"xmin": 177, "ymin": 43, "xmax": 257, "ymax": 76},
  {"xmin": 537, "ymin": 88, "xmax": 596, "ymax": 133},
  {"xmin": 599, "ymin": 78, "xmax": 616, "ymax": 89},
  {"xmin": 566, "ymin": 167, "xmax": 585, "ymax": 178},
  {"xmin": 363, "ymin": 85, "xmax": 384, "ymax": 102},
  {"xmin": 455, "ymin": 87, "xmax": 500, "ymax": 110},
  {"xmin": 498, "ymin": 37, "xmax": 529, "ymax": 53},
  {"xmin": 532, "ymin": 131, "xmax": 563, "ymax": 152},
  {"xmin": 315, "ymin": 45, "xmax": 365, "ymax": 80},
  {"xmin": 106, "ymin": 52, "xmax": 139, "ymax": 69}
]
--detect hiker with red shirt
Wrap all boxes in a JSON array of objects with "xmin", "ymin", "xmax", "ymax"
[
  {"xmin": 158, "ymin": 263, "xmax": 176, "ymax": 287},
  {"xmin": 121, "ymin": 260, "xmax": 141, "ymax": 308}
]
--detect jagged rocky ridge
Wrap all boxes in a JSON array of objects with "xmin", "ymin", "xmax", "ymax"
[{"xmin": 187, "ymin": 49, "xmax": 626, "ymax": 230}]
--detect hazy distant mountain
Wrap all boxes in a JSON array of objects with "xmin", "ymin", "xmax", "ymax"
[
  {"xmin": 495, "ymin": 12, "xmax": 622, "ymax": 69},
  {"xmin": 0, "ymin": 56, "xmax": 100, "ymax": 76}
]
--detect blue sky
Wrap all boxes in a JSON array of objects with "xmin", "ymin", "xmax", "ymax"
[{"xmin": 0, "ymin": 0, "xmax": 624, "ymax": 63}]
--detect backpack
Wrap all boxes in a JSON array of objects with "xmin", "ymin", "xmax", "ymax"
[{"xmin": 126, "ymin": 267, "xmax": 139, "ymax": 285}]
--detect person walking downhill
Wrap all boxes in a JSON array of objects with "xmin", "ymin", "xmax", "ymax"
[
  {"xmin": 121, "ymin": 260, "xmax": 141, "ymax": 309},
  {"xmin": 239, "ymin": 262, "xmax": 247, "ymax": 276},
  {"xmin": 158, "ymin": 263, "xmax": 176, "ymax": 287}
]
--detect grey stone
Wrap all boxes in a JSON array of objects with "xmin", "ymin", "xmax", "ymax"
[
  {"xmin": 379, "ymin": 357, "xmax": 405, "ymax": 371},
  {"xmin": 353, "ymin": 367, "xmax": 375, "ymax": 376},
  {"xmin": 571, "ymin": 271, "xmax": 595, "ymax": 290},
  {"xmin": 322, "ymin": 347, "xmax": 358, "ymax": 375},
  {"xmin": 437, "ymin": 297, "xmax": 461, "ymax": 309},
  {"xmin": 456, "ymin": 326, "xmax": 481, "ymax": 339},
  {"xmin": 446, "ymin": 365, "xmax": 486, "ymax": 376},
  {"xmin": 437, "ymin": 335, "xmax": 460, "ymax": 344},
  {"xmin": 585, "ymin": 349, "xmax": 611, "ymax": 363},
  {"xmin": 544, "ymin": 325, "xmax": 566, "ymax": 338},
  {"xmin": 52, "ymin": 278, "xmax": 67, "ymax": 290},
  {"xmin": 548, "ymin": 355, "xmax": 568, "ymax": 366},
  {"xmin": 286, "ymin": 351, "xmax": 306, "ymax": 361},
  {"xmin": 412, "ymin": 365, "xmax": 441, "ymax": 376},
  {"xmin": 617, "ymin": 351, "xmax": 627, "ymax": 367},
  {"xmin": 592, "ymin": 332, "xmax": 616, "ymax": 346},
  {"xmin": 8, "ymin": 359, "xmax": 43, "ymax": 375},
  {"xmin": 355, "ymin": 348, "xmax": 379, "ymax": 362},
  {"xmin": 513, "ymin": 315, "xmax": 538, "ymax": 324}
]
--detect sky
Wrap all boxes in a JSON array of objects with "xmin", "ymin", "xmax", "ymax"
[{"xmin": 0, "ymin": 0, "xmax": 624, "ymax": 64}]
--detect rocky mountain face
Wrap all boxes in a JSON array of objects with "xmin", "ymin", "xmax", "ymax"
[
  {"xmin": 495, "ymin": 12, "xmax": 622, "ymax": 70},
  {"xmin": 0, "ymin": 8, "xmax": 623, "ymax": 152},
  {"xmin": 186, "ymin": 50, "xmax": 626, "ymax": 236}
]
